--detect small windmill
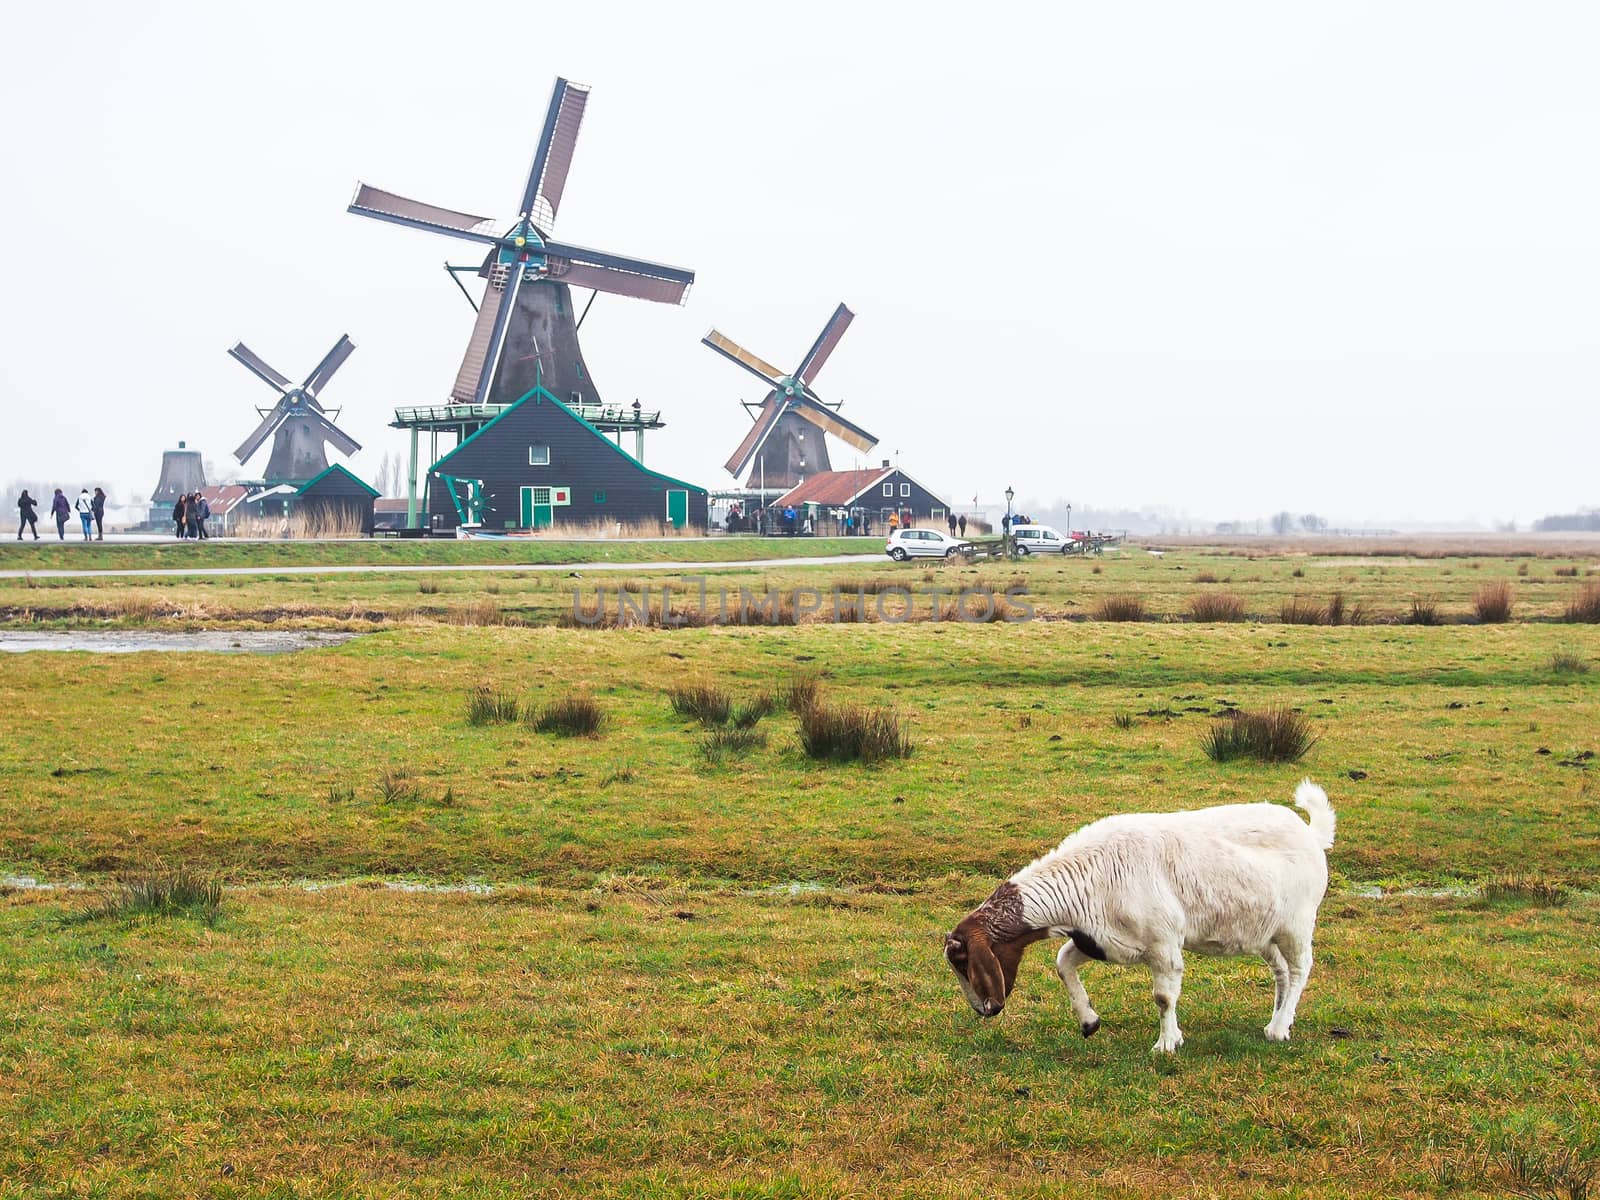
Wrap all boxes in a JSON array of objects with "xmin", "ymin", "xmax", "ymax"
[
  {"xmin": 703, "ymin": 303, "xmax": 878, "ymax": 490},
  {"xmin": 348, "ymin": 77, "xmax": 694, "ymax": 412},
  {"xmin": 228, "ymin": 335, "xmax": 361, "ymax": 482}
]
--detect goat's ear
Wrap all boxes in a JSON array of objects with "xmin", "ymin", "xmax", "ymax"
[{"xmin": 945, "ymin": 934, "xmax": 967, "ymax": 962}]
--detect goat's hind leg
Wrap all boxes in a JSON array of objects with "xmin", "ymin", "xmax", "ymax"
[
  {"xmin": 1262, "ymin": 944, "xmax": 1291, "ymax": 1032},
  {"xmin": 1055, "ymin": 942, "xmax": 1101, "ymax": 1037},
  {"xmin": 1148, "ymin": 946, "xmax": 1185, "ymax": 1054},
  {"xmin": 1265, "ymin": 928, "xmax": 1314, "ymax": 1043}
]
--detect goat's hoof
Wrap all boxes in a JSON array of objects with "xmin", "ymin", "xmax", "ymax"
[
  {"xmin": 1081, "ymin": 1016, "xmax": 1100, "ymax": 1038},
  {"xmin": 1151, "ymin": 1032, "xmax": 1184, "ymax": 1054},
  {"xmin": 1264, "ymin": 1024, "xmax": 1292, "ymax": 1043}
]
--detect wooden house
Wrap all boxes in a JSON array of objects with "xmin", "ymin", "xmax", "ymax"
[
  {"xmin": 240, "ymin": 465, "xmax": 378, "ymax": 536},
  {"xmin": 424, "ymin": 384, "xmax": 708, "ymax": 533},
  {"xmin": 772, "ymin": 462, "xmax": 952, "ymax": 530}
]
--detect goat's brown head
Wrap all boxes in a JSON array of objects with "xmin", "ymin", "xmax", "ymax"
[{"xmin": 944, "ymin": 885, "xmax": 1043, "ymax": 1018}]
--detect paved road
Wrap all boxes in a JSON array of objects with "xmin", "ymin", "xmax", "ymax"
[{"xmin": 0, "ymin": 554, "xmax": 872, "ymax": 581}]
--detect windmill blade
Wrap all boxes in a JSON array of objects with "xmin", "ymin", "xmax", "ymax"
[
  {"xmin": 793, "ymin": 303, "xmax": 855, "ymax": 385},
  {"xmin": 792, "ymin": 395, "xmax": 878, "ymax": 453},
  {"xmin": 542, "ymin": 240, "xmax": 693, "ymax": 305},
  {"xmin": 724, "ymin": 395, "xmax": 785, "ymax": 478},
  {"xmin": 702, "ymin": 330, "xmax": 786, "ymax": 390},
  {"xmin": 303, "ymin": 407, "xmax": 363, "ymax": 458},
  {"xmin": 233, "ymin": 403, "xmax": 288, "ymax": 464},
  {"xmin": 302, "ymin": 334, "xmax": 356, "ymax": 396},
  {"xmin": 348, "ymin": 184, "xmax": 500, "ymax": 245},
  {"xmin": 450, "ymin": 262, "xmax": 524, "ymax": 404},
  {"xmin": 519, "ymin": 78, "xmax": 591, "ymax": 228},
  {"xmin": 228, "ymin": 343, "xmax": 290, "ymax": 393}
]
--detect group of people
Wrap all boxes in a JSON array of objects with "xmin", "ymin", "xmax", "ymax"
[
  {"xmin": 945, "ymin": 513, "xmax": 970, "ymax": 538},
  {"xmin": 16, "ymin": 488, "xmax": 106, "ymax": 541},
  {"xmin": 172, "ymin": 492, "xmax": 211, "ymax": 539}
]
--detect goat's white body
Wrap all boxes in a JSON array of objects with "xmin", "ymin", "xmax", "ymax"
[{"xmin": 1013, "ymin": 780, "xmax": 1334, "ymax": 1052}]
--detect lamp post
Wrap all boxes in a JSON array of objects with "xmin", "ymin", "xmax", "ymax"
[
  {"xmin": 1004, "ymin": 485, "xmax": 1015, "ymax": 559},
  {"xmin": 1066, "ymin": 502, "xmax": 1072, "ymax": 534}
]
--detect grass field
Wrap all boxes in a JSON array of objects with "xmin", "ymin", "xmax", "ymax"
[{"xmin": 1, "ymin": 540, "xmax": 1596, "ymax": 1196}]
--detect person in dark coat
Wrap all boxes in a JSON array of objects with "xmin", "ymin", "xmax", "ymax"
[
  {"xmin": 173, "ymin": 494, "xmax": 187, "ymax": 539},
  {"xmin": 195, "ymin": 493, "xmax": 211, "ymax": 540},
  {"xmin": 17, "ymin": 490, "xmax": 39, "ymax": 540},
  {"xmin": 50, "ymin": 489, "xmax": 70, "ymax": 539},
  {"xmin": 947, "ymin": 512, "xmax": 957, "ymax": 536},
  {"xmin": 185, "ymin": 493, "xmax": 201, "ymax": 539},
  {"xmin": 958, "ymin": 514, "xmax": 967, "ymax": 537},
  {"xmin": 90, "ymin": 487, "xmax": 106, "ymax": 540}
]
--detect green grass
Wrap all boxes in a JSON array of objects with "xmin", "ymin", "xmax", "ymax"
[{"xmin": 1, "ymin": 545, "xmax": 1598, "ymax": 1194}]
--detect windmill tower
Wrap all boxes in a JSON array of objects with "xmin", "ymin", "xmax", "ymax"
[
  {"xmin": 703, "ymin": 304, "xmax": 878, "ymax": 490},
  {"xmin": 348, "ymin": 77, "xmax": 693, "ymax": 418},
  {"xmin": 227, "ymin": 336, "xmax": 362, "ymax": 482},
  {"xmin": 148, "ymin": 441, "xmax": 207, "ymax": 522}
]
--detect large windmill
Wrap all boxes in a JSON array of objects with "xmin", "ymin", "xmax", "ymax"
[
  {"xmin": 703, "ymin": 303, "xmax": 878, "ymax": 490},
  {"xmin": 347, "ymin": 77, "xmax": 693, "ymax": 416},
  {"xmin": 228, "ymin": 336, "xmax": 361, "ymax": 482}
]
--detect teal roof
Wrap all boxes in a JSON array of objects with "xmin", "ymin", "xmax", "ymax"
[
  {"xmin": 427, "ymin": 384, "xmax": 705, "ymax": 494},
  {"xmin": 296, "ymin": 463, "xmax": 380, "ymax": 498}
]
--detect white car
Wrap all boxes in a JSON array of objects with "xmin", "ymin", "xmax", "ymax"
[
  {"xmin": 886, "ymin": 527, "xmax": 973, "ymax": 561},
  {"xmin": 1011, "ymin": 524, "xmax": 1076, "ymax": 555}
]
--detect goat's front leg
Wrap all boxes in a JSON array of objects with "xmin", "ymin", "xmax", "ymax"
[
  {"xmin": 1055, "ymin": 942, "xmax": 1101, "ymax": 1036},
  {"xmin": 1148, "ymin": 947, "xmax": 1185, "ymax": 1054}
]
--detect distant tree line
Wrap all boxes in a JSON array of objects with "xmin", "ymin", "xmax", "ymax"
[{"xmin": 1533, "ymin": 508, "xmax": 1600, "ymax": 532}]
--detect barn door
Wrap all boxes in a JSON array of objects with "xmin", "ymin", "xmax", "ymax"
[{"xmin": 665, "ymin": 490, "xmax": 688, "ymax": 528}]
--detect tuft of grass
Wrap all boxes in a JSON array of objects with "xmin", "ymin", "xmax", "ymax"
[
  {"xmin": 1094, "ymin": 595, "xmax": 1146, "ymax": 622},
  {"xmin": 600, "ymin": 763, "xmax": 637, "ymax": 786},
  {"xmin": 699, "ymin": 726, "xmax": 767, "ymax": 764},
  {"xmin": 1187, "ymin": 592, "xmax": 1245, "ymax": 622},
  {"xmin": 467, "ymin": 685, "xmax": 520, "ymax": 726},
  {"xmin": 1565, "ymin": 582, "xmax": 1600, "ymax": 623},
  {"xmin": 1553, "ymin": 565, "xmax": 1580, "ymax": 578},
  {"xmin": 74, "ymin": 864, "xmax": 223, "ymax": 926},
  {"xmin": 417, "ymin": 579, "xmax": 441, "ymax": 595},
  {"xmin": 1550, "ymin": 650, "xmax": 1589, "ymax": 675},
  {"xmin": 1280, "ymin": 596, "xmax": 1328, "ymax": 625},
  {"xmin": 1201, "ymin": 707, "xmax": 1318, "ymax": 764},
  {"xmin": 528, "ymin": 693, "xmax": 606, "ymax": 737},
  {"xmin": 1473, "ymin": 580, "xmax": 1514, "ymax": 623},
  {"xmin": 783, "ymin": 670, "xmax": 822, "ymax": 714},
  {"xmin": 1193, "ymin": 570, "xmax": 1218, "ymax": 584},
  {"xmin": 668, "ymin": 682, "xmax": 732, "ymax": 726},
  {"xmin": 377, "ymin": 768, "xmax": 419, "ymax": 804},
  {"xmin": 798, "ymin": 700, "xmax": 911, "ymax": 764},
  {"xmin": 1112, "ymin": 712, "xmax": 1135, "ymax": 730},
  {"xmin": 732, "ymin": 694, "xmax": 777, "ymax": 729},
  {"xmin": 1481, "ymin": 874, "xmax": 1571, "ymax": 907},
  {"xmin": 1496, "ymin": 1134, "xmax": 1594, "ymax": 1200},
  {"xmin": 1326, "ymin": 591, "xmax": 1346, "ymax": 626},
  {"xmin": 1408, "ymin": 596, "xmax": 1442, "ymax": 626}
]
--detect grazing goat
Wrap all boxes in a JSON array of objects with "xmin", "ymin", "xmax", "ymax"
[{"xmin": 944, "ymin": 779, "xmax": 1335, "ymax": 1053}]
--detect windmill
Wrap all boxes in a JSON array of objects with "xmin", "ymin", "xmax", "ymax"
[
  {"xmin": 347, "ymin": 77, "xmax": 694, "ymax": 415},
  {"xmin": 703, "ymin": 303, "xmax": 878, "ymax": 490},
  {"xmin": 228, "ymin": 335, "xmax": 361, "ymax": 482}
]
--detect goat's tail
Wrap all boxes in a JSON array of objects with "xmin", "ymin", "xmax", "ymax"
[{"xmin": 1294, "ymin": 778, "xmax": 1336, "ymax": 849}]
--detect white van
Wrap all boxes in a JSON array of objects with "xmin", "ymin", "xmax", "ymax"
[{"xmin": 1010, "ymin": 524, "xmax": 1075, "ymax": 555}]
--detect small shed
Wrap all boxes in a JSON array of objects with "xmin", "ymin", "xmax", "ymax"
[{"xmin": 295, "ymin": 464, "xmax": 378, "ymax": 536}]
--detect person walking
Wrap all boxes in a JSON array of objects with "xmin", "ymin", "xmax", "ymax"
[
  {"xmin": 947, "ymin": 512, "xmax": 957, "ymax": 537},
  {"xmin": 73, "ymin": 490, "xmax": 94, "ymax": 540},
  {"xmin": 50, "ymin": 489, "xmax": 70, "ymax": 539},
  {"xmin": 186, "ymin": 493, "xmax": 201, "ymax": 540},
  {"xmin": 90, "ymin": 487, "xmax": 106, "ymax": 540},
  {"xmin": 887, "ymin": 510, "xmax": 900, "ymax": 533},
  {"xmin": 172, "ymin": 493, "xmax": 187, "ymax": 539},
  {"xmin": 17, "ymin": 490, "xmax": 39, "ymax": 540},
  {"xmin": 958, "ymin": 514, "xmax": 967, "ymax": 537},
  {"xmin": 195, "ymin": 492, "xmax": 211, "ymax": 540}
]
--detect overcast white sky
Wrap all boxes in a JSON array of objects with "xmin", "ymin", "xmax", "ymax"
[{"xmin": 2, "ymin": 1, "xmax": 1596, "ymax": 526}]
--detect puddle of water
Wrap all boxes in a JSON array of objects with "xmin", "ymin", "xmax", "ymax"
[{"xmin": 0, "ymin": 630, "xmax": 359, "ymax": 655}]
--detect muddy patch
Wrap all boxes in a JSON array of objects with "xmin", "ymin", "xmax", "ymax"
[{"xmin": 0, "ymin": 630, "xmax": 359, "ymax": 654}]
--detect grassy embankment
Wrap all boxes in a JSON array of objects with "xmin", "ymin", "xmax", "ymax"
[{"xmin": 0, "ymin": 548, "xmax": 1596, "ymax": 1196}]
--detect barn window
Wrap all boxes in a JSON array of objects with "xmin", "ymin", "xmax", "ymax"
[
  {"xmin": 882, "ymin": 483, "xmax": 893, "ymax": 497},
  {"xmin": 899, "ymin": 483, "xmax": 910, "ymax": 497},
  {"xmin": 931, "ymin": 507, "xmax": 944, "ymax": 520},
  {"xmin": 532, "ymin": 487, "xmax": 552, "ymax": 505},
  {"xmin": 529, "ymin": 445, "xmax": 550, "ymax": 466},
  {"xmin": 594, "ymin": 490, "xmax": 606, "ymax": 504}
]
